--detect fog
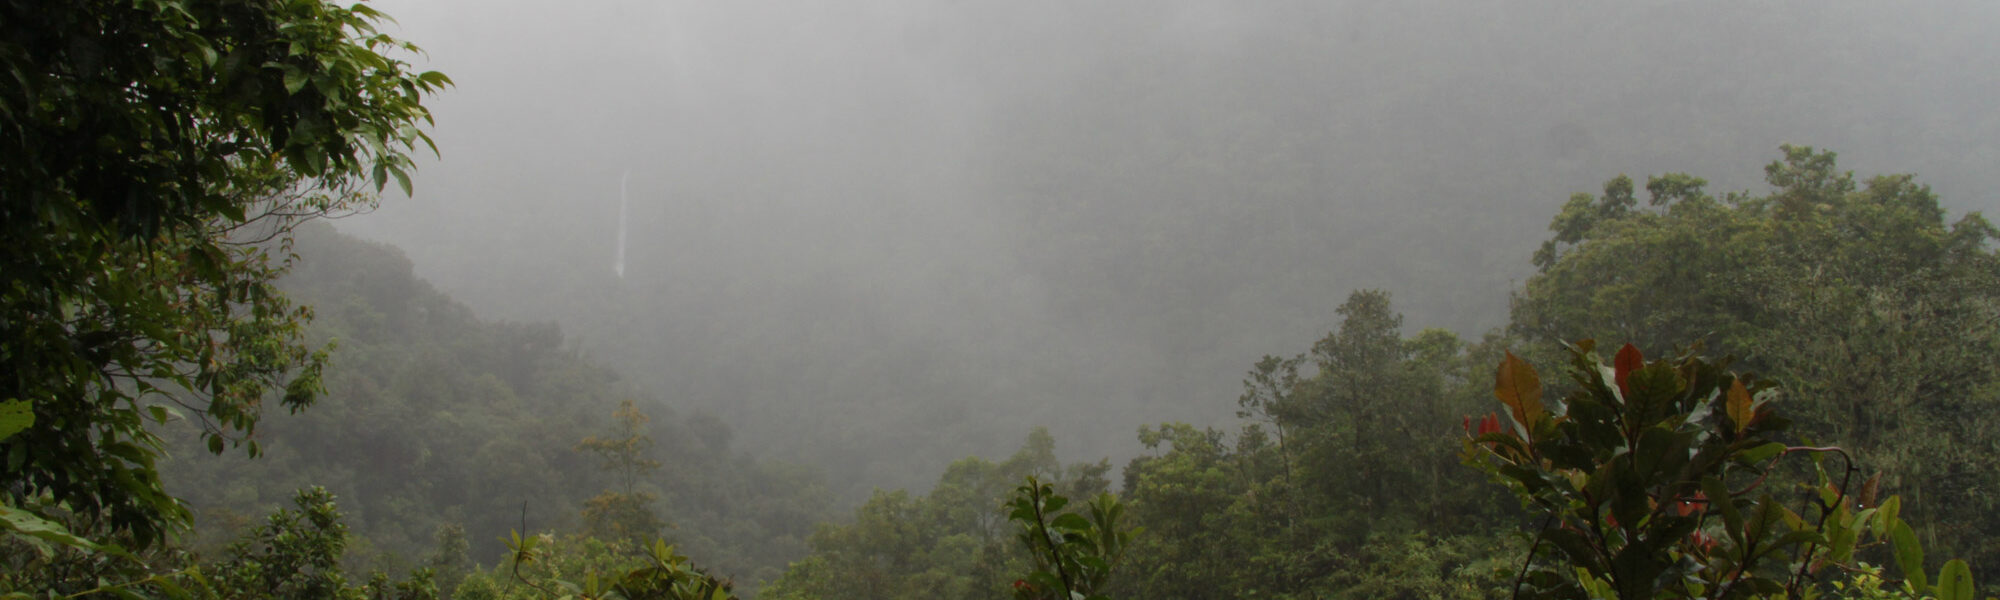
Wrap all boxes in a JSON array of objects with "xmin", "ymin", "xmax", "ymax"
[{"xmin": 339, "ymin": 0, "xmax": 2000, "ymax": 498}]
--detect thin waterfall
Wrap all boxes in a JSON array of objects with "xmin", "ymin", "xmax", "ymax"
[{"xmin": 614, "ymin": 170, "xmax": 629, "ymax": 279}]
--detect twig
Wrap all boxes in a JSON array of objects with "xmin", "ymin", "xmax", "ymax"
[
  {"xmin": 1030, "ymin": 482, "xmax": 1080, "ymax": 598},
  {"xmin": 1514, "ymin": 513, "xmax": 1557, "ymax": 600},
  {"xmin": 506, "ymin": 501, "xmax": 560, "ymax": 597},
  {"xmin": 1788, "ymin": 448, "xmax": 1855, "ymax": 598}
]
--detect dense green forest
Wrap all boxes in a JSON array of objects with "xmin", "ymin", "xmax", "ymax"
[
  {"xmin": 8, "ymin": 1, "xmax": 2000, "ymax": 599},
  {"xmin": 159, "ymin": 224, "xmax": 832, "ymax": 589}
]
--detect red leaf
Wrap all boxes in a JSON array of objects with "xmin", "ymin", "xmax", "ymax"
[
  {"xmin": 1688, "ymin": 530, "xmax": 1717, "ymax": 554},
  {"xmin": 1674, "ymin": 491, "xmax": 1708, "ymax": 516},
  {"xmin": 1494, "ymin": 352, "xmax": 1545, "ymax": 431},
  {"xmin": 1614, "ymin": 343, "xmax": 1644, "ymax": 397}
]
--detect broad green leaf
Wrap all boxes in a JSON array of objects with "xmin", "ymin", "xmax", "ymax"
[
  {"xmin": 1703, "ymin": 477, "xmax": 1744, "ymax": 548},
  {"xmin": 1873, "ymin": 496, "xmax": 1902, "ymax": 536},
  {"xmin": 1778, "ymin": 505, "xmax": 1806, "ymax": 532},
  {"xmin": 1892, "ymin": 521, "xmax": 1927, "ymax": 591},
  {"xmin": 1495, "ymin": 351, "xmax": 1545, "ymax": 432},
  {"xmin": 1738, "ymin": 441, "xmax": 1786, "ymax": 464},
  {"xmin": 391, "ymin": 165, "xmax": 413, "ymax": 196},
  {"xmin": 284, "ymin": 66, "xmax": 309, "ymax": 94},
  {"xmin": 1051, "ymin": 512, "xmax": 1091, "ymax": 531},
  {"xmin": 104, "ymin": 587, "xmax": 146, "ymax": 600},
  {"xmin": 1937, "ymin": 559, "xmax": 1974, "ymax": 600},
  {"xmin": 0, "ymin": 400, "xmax": 30, "ymax": 442},
  {"xmin": 1, "ymin": 503, "xmax": 109, "ymax": 556}
]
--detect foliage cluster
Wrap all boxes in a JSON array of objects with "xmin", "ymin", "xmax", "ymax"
[
  {"xmin": 761, "ymin": 430, "xmax": 1110, "ymax": 600},
  {"xmin": 1466, "ymin": 342, "xmax": 1981, "ymax": 600},
  {"xmin": 450, "ymin": 534, "xmax": 732, "ymax": 600},
  {"xmin": 2, "ymin": 486, "xmax": 437, "ymax": 600},
  {"xmin": 1, "ymin": 0, "xmax": 447, "ymax": 551},
  {"xmin": 1003, "ymin": 476, "xmax": 1135, "ymax": 600},
  {"xmin": 1513, "ymin": 146, "xmax": 2000, "ymax": 575}
]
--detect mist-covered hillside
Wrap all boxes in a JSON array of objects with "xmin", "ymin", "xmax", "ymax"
[
  {"xmin": 159, "ymin": 223, "xmax": 831, "ymax": 585},
  {"xmin": 338, "ymin": 0, "xmax": 2000, "ymax": 497}
]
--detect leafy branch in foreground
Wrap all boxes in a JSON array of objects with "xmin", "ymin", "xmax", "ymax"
[
  {"xmin": 1005, "ymin": 476, "xmax": 1137, "ymax": 600},
  {"xmin": 1464, "ymin": 341, "xmax": 1979, "ymax": 600},
  {"xmin": 2, "ymin": 0, "xmax": 448, "ymax": 552}
]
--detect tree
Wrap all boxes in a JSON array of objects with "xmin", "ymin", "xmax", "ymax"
[
  {"xmin": 1301, "ymin": 289, "xmax": 1410, "ymax": 511},
  {"xmin": 1115, "ymin": 291, "xmax": 1510, "ymax": 599},
  {"xmin": 1287, "ymin": 291, "xmax": 1492, "ymax": 533},
  {"xmin": 1511, "ymin": 146, "xmax": 2000, "ymax": 572},
  {"xmin": 206, "ymin": 487, "xmax": 441, "ymax": 600},
  {"xmin": 0, "ymin": 0, "xmax": 447, "ymax": 549},
  {"xmin": 577, "ymin": 399, "xmax": 667, "ymax": 546}
]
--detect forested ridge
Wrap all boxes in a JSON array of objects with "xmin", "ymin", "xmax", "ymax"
[{"xmin": 158, "ymin": 223, "xmax": 832, "ymax": 589}]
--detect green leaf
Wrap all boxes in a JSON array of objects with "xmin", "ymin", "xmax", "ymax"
[
  {"xmin": 0, "ymin": 400, "xmax": 31, "ymax": 442},
  {"xmin": 418, "ymin": 70, "xmax": 453, "ymax": 87},
  {"xmin": 1, "ymin": 503, "xmax": 112, "ymax": 556},
  {"xmin": 1873, "ymin": 496, "xmax": 1902, "ymax": 536},
  {"xmin": 1777, "ymin": 505, "xmax": 1806, "ymax": 532},
  {"xmin": 1738, "ymin": 441, "xmax": 1786, "ymax": 464},
  {"xmin": 1937, "ymin": 559, "xmax": 1974, "ymax": 600},
  {"xmin": 1892, "ymin": 521, "xmax": 1927, "ymax": 591},
  {"xmin": 1703, "ymin": 477, "xmax": 1744, "ymax": 548},
  {"xmin": 1050, "ymin": 512, "xmax": 1091, "ymax": 532},
  {"xmin": 103, "ymin": 587, "xmax": 147, "ymax": 600},
  {"xmin": 391, "ymin": 164, "xmax": 413, "ymax": 196},
  {"xmin": 283, "ymin": 66, "xmax": 309, "ymax": 94}
]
